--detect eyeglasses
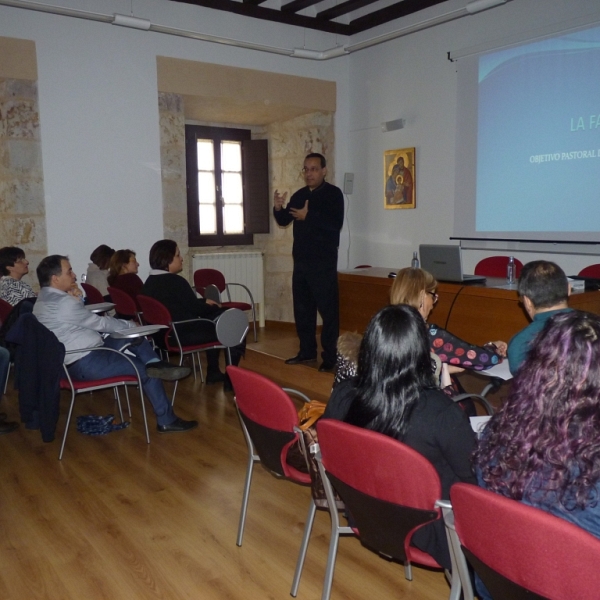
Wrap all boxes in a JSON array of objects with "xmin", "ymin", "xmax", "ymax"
[{"xmin": 428, "ymin": 291, "xmax": 439, "ymax": 304}]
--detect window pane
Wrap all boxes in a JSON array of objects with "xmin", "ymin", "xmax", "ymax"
[
  {"xmin": 222, "ymin": 173, "xmax": 242, "ymax": 206},
  {"xmin": 199, "ymin": 205, "xmax": 216, "ymax": 234},
  {"xmin": 197, "ymin": 172, "xmax": 216, "ymax": 205},
  {"xmin": 221, "ymin": 141, "xmax": 242, "ymax": 172},
  {"xmin": 197, "ymin": 140, "xmax": 214, "ymax": 170},
  {"xmin": 223, "ymin": 205, "xmax": 244, "ymax": 234},
  {"xmin": 198, "ymin": 172, "xmax": 216, "ymax": 235}
]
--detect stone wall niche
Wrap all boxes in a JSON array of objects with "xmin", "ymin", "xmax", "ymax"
[{"xmin": 0, "ymin": 36, "xmax": 47, "ymax": 290}]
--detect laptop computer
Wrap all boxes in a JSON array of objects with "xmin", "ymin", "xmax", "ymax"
[{"xmin": 419, "ymin": 244, "xmax": 486, "ymax": 283}]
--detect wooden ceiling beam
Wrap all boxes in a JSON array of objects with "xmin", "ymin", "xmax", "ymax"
[
  {"xmin": 281, "ymin": 0, "xmax": 323, "ymax": 13},
  {"xmin": 317, "ymin": 0, "xmax": 379, "ymax": 20}
]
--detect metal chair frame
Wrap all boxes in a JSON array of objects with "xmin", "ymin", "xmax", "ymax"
[{"xmin": 59, "ymin": 345, "xmax": 150, "ymax": 460}]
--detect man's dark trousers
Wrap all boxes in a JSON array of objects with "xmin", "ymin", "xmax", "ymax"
[{"xmin": 292, "ymin": 260, "xmax": 339, "ymax": 365}]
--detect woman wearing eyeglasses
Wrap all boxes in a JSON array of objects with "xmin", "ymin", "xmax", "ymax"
[
  {"xmin": 333, "ymin": 267, "xmax": 506, "ymax": 392},
  {"xmin": 390, "ymin": 267, "xmax": 506, "ymax": 375}
]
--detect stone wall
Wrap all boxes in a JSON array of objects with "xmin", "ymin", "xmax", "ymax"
[
  {"xmin": 158, "ymin": 91, "xmax": 335, "ymax": 322},
  {"xmin": 260, "ymin": 111, "xmax": 335, "ymax": 323},
  {"xmin": 0, "ymin": 77, "xmax": 46, "ymax": 290}
]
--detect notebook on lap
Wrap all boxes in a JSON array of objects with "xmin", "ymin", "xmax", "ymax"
[{"xmin": 419, "ymin": 244, "xmax": 486, "ymax": 283}]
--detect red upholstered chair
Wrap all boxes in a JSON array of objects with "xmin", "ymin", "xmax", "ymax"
[
  {"xmin": 59, "ymin": 346, "xmax": 149, "ymax": 460},
  {"xmin": 193, "ymin": 268, "xmax": 257, "ymax": 342},
  {"xmin": 578, "ymin": 264, "xmax": 600, "ymax": 278},
  {"xmin": 315, "ymin": 419, "xmax": 458, "ymax": 600},
  {"xmin": 474, "ymin": 256, "xmax": 523, "ymax": 278},
  {"xmin": 107, "ymin": 286, "xmax": 142, "ymax": 324},
  {"xmin": 448, "ymin": 483, "xmax": 600, "ymax": 600},
  {"xmin": 81, "ymin": 282, "xmax": 105, "ymax": 305},
  {"xmin": 226, "ymin": 366, "xmax": 311, "ymax": 552}
]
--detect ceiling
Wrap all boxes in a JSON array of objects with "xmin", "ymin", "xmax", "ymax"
[{"xmin": 170, "ymin": 0, "xmax": 452, "ymax": 35}]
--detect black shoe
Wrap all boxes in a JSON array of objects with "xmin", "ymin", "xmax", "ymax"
[
  {"xmin": 157, "ymin": 417, "xmax": 198, "ymax": 433},
  {"xmin": 223, "ymin": 375, "xmax": 233, "ymax": 393},
  {"xmin": 285, "ymin": 354, "xmax": 317, "ymax": 365},
  {"xmin": 146, "ymin": 361, "xmax": 191, "ymax": 381},
  {"xmin": 318, "ymin": 362, "xmax": 335, "ymax": 373},
  {"xmin": 0, "ymin": 412, "xmax": 7, "ymax": 421},
  {"xmin": 0, "ymin": 421, "xmax": 18, "ymax": 435},
  {"xmin": 206, "ymin": 370, "xmax": 226, "ymax": 384}
]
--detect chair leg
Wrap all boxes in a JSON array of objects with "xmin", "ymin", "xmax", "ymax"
[
  {"xmin": 251, "ymin": 305, "xmax": 257, "ymax": 342},
  {"xmin": 113, "ymin": 388, "xmax": 124, "ymax": 422},
  {"xmin": 123, "ymin": 386, "xmax": 132, "ymax": 417},
  {"xmin": 171, "ymin": 380, "xmax": 179, "ymax": 406},
  {"xmin": 3, "ymin": 362, "xmax": 11, "ymax": 395},
  {"xmin": 403, "ymin": 562, "xmax": 413, "ymax": 581},
  {"xmin": 321, "ymin": 510, "xmax": 341, "ymax": 600},
  {"xmin": 291, "ymin": 499, "xmax": 317, "ymax": 597},
  {"xmin": 59, "ymin": 390, "xmax": 77, "ymax": 460},
  {"xmin": 236, "ymin": 451, "xmax": 257, "ymax": 547}
]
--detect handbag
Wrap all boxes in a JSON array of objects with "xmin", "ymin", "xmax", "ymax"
[
  {"xmin": 287, "ymin": 400, "xmax": 345, "ymax": 509},
  {"xmin": 297, "ymin": 399, "xmax": 327, "ymax": 430}
]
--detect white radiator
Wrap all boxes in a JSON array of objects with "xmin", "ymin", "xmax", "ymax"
[{"xmin": 192, "ymin": 251, "xmax": 265, "ymax": 327}]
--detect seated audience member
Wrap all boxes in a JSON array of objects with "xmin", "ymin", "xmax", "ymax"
[
  {"xmin": 140, "ymin": 240, "xmax": 246, "ymax": 392},
  {"xmin": 323, "ymin": 304, "xmax": 476, "ymax": 570},
  {"xmin": 34, "ymin": 254, "xmax": 197, "ymax": 433},
  {"xmin": 0, "ymin": 246, "xmax": 36, "ymax": 306},
  {"xmin": 107, "ymin": 249, "xmax": 144, "ymax": 300},
  {"xmin": 507, "ymin": 260, "xmax": 571, "ymax": 374},
  {"xmin": 86, "ymin": 244, "xmax": 114, "ymax": 299},
  {"xmin": 390, "ymin": 268, "xmax": 506, "ymax": 372},
  {"xmin": 334, "ymin": 268, "xmax": 505, "ymax": 389},
  {"xmin": 476, "ymin": 310, "xmax": 600, "ymax": 537}
]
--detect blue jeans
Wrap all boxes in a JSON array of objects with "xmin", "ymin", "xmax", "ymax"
[{"xmin": 67, "ymin": 337, "xmax": 175, "ymax": 426}]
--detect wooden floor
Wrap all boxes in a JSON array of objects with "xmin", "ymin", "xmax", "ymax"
[{"xmin": 0, "ymin": 327, "xmax": 455, "ymax": 600}]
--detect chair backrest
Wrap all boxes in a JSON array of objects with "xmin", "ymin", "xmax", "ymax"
[
  {"xmin": 578, "ymin": 263, "xmax": 600, "ymax": 278},
  {"xmin": 81, "ymin": 282, "xmax": 104, "ymax": 304},
  {"xmin": 136, "ymin": 295, "xmax": 171, "ymax": 328},
  {"xmin": 451, "ymin": 482, "xmax": 600, "ymax": 600},
  {"xmin": 215, "ymin": 308, "xmax": 249, "ymax": 347},
  {"xmin": 474, "ymin": 256, "xmax": 523, "ymax": 278},
  {"xmin": 0, "ymin": 298, "xmax": 13, "ymax": 324},
  {"xmin": 317, "ymin": 419, "xmax": 441, "ymax": 562},
  {"xmin": 194, "ymin": 268, "xmax": 227, "ymax": 296},
  {"xmin": 227, "ymin": 366, "xmax": 304, "ymax": 479},
  {"xmin": 107, "ymin": 286, "xmax": 138, "ymax": 318}
]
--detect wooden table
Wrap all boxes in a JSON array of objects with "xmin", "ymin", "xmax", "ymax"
[{"xmin": 338, "ymin": 267, "xmax": 600, "ymax": 345}]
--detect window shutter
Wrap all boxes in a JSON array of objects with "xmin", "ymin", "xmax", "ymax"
[{"xmin": 242, "ymin": 139, "xmax": 270, "ymax": 234}]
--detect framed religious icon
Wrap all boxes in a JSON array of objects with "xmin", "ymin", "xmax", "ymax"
[{"xmin": 384, "ymin": 147, "xmax": 416, "ymax": 209}]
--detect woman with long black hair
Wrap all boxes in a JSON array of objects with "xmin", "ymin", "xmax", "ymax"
[{"xmin": 324, "ymin": 304, "xmax": 476, "ymax": 569}]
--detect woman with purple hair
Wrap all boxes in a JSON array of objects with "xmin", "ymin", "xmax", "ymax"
[{"xmin": 475, "ymin": 310, "xmax": 600, "ymax": 537}]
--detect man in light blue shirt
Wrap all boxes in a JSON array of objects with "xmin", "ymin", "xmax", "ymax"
[{"xmin": 34, "ymin": 255, "xmax": 197, "ymax": 433}]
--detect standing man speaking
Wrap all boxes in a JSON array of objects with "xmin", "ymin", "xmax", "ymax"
[{"xmin": 273, "ymin": 152, "xmax": 344, "ymax": 372}]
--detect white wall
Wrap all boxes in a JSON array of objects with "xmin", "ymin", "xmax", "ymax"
[
  {"xmin": 344, "ymin": 0, "xmax": 600, "ymax": 275},
  {"xmin": 2, "ymin": 0, "xmax": 599, "ymax": 281}
]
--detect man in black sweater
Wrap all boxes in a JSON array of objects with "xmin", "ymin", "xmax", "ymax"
[{"xmin": 273, "ymin": 153, "xmax": 344, "ymax": 371}]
